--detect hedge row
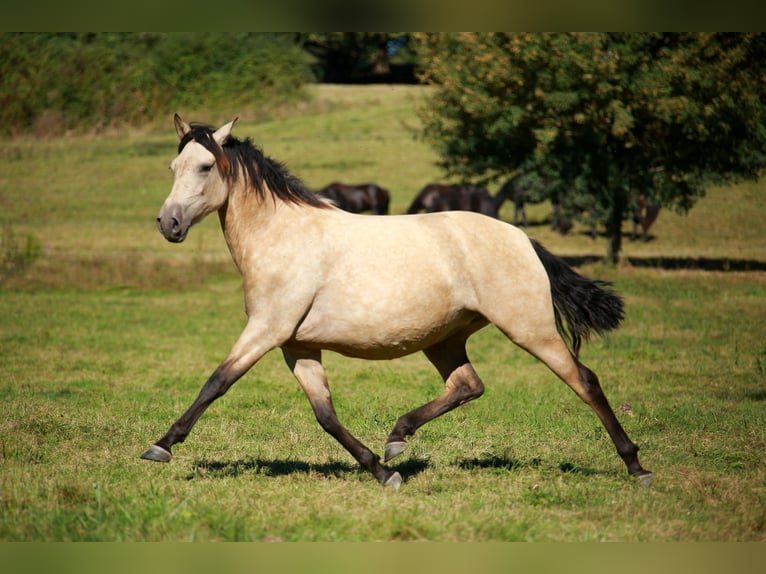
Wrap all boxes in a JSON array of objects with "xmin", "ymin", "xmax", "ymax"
[{"xmin": 0, "ymin": 33, "xmax": 312, "ymax": 135}]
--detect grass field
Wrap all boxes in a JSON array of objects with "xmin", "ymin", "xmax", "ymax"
[{"xmin": 1, "ymin": 84, "xmax": 765, "ymax": 542}]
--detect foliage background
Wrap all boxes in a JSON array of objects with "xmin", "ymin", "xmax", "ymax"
[
  {"xmin": 413, "ymin": 32, "xmax": 766, "ymax": 260},
  {"xmin": 0, "ymin": 33, "xmax": 312, "ymax": 136}
]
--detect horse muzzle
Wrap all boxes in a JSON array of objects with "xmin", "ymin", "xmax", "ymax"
[{"xmin": 157, "ymin": 204, "xmax": 189, "ymax": 243}]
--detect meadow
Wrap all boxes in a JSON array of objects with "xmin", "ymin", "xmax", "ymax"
[{"xmin": 1, "ymin": 84, "xmax": 765, "ymax": 542}]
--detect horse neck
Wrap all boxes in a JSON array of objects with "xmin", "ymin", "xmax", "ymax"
[{"xmin": 217, "ymin": 181, "xmax": 279, "ymax": 271}]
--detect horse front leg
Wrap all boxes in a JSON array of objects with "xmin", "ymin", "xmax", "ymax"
[
  {"xmin": 141, "ymin": 319, "xmax": 275, "ymax": 462},
  {"xmin": 282, "ymin": 348, "xmax": 402, "ymax": 489}
]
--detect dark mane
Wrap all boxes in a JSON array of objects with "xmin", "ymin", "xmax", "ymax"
[{"xmin": 179, "ymin": 123, "xmax": 327, "ymax": 208}]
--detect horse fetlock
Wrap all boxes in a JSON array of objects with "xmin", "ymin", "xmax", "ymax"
[{"xmin": 384, "ymin": 440, "xmax": 408, "ymax": 463}]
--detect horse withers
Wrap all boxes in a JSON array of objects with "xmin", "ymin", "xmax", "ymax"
[{"xmin": 144, "ymin": 115, "xmax": 653, "ymax": 489}]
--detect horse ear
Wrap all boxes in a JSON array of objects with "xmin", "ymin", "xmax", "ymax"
[
  {"xmin": 174, "ymin": 114, "xmax": 191, "ymax": 140},
  {"xmin": 213, "ymin": 117, "xmax": 238, "ymax": 146}
]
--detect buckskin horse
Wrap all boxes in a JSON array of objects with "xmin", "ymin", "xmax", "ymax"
[{"xmin": 142, "ymin": 115, "xmax": 653, "ymax": 489}]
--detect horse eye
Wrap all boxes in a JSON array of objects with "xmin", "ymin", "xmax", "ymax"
[{"xmin": 200, "ymin": 164, "xmax": 214, "ymax": 174}]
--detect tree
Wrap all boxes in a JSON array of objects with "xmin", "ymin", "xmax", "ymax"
[
  {"xmin": 414, "ymin": 33, "xmax": 766, "ymax": 262},
  {"xmin": 299, "ymin": 33, "xmax": 416, "ymax": 83}
]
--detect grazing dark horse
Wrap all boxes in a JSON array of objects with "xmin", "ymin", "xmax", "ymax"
[
  {"xmin": 495, "ymin": 176, "xmax": 661, "ymax": 240},
  {"xmin": 631, "ymin": 194, "xmax": 661, "ymax": 241},
  {"xmin": 143, "ymin": 115, "xmax": 653, "ymax": 489},
  {"xmin": 495, "ymin": 174, "xmax": 572, "ymax": 233},
  {"xmin": 406, "ymin": 183, "xmax": 498, "ymax": 218},
  {"xmin": 495, "ymin": 174, "xmax": 534, "ymax": 227},
  {"xmin": 316, "ymin": 182, "xmax": 390, "ymax": 215}
]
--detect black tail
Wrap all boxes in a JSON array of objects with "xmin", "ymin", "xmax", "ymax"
[{"xmin": 530, "ymin": 239, "xmax": 624, "ymax": 358}]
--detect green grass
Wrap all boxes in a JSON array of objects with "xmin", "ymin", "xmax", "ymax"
[{"xmin": 1, "ymin": 85, "xmax": 765, "ymax": 541}]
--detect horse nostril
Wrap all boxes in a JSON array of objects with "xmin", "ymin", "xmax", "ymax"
[{"xmin": 158, "ymin": 206, "xmax": 186, "ymax": 242}]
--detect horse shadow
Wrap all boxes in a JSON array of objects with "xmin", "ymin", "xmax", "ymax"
[
  {"xmin": 187, "ymin": 454, "xmax": 602, "ymax": 482},
  {"xmin": 186, "ymin": 456, "xmax": 431, "ymax": 483},
  {"xmin": 457, "ymin": 455, "xmax": 602, "ymax": 476}
]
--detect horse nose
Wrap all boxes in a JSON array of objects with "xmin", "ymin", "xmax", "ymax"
[
  {"xmin": 156, "ymin": 215, "xmax": 181, "ymax": 233},
  {"xmin": 157, "ymin": 206, "xmax": 186, "ymax": 242}
]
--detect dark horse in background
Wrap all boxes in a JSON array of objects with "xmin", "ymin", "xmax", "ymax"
[
  {"xmin": 495, "ymin": 174, "xmax": 572, "ymax": 233},
  {"xmin": 316, "ymin": 182, "xmax": 390, "ymax": 215},
  {"xmin": 496, "ymin": 175, "xmax": 661, "ymax": 240},
  {"xmin": 406, "ymin": 183, "xmax": 500, "ymax": 218},
  {"xmin": 630, "ymin": 194, "xmax": 661, "ymax": 242}
]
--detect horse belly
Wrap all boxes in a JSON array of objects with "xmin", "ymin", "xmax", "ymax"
[
  {"xmin": 295, "ymin": 307, "xmax": 483, "ymax": 360},
  {"xmin": 292, "ymin": 273, "xmax": 481, "ymax": 360}
]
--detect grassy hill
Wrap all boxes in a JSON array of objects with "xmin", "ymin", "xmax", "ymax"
[{"xmin": 3, "ymin": 83, "xmax": 764, "ymax": 291}]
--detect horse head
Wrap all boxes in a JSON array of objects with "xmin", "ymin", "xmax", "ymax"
[{"xmin": 157, "ymin": 114, "xmax": 238, "ymax": 242}]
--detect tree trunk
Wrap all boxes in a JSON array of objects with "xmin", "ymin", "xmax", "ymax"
[{"xmin": 605, "ymin": 192, "xmax": 626, "ymax": 264}]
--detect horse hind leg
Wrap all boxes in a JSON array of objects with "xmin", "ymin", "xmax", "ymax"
[
  {"xmin": 516, "ymin": 334, "xmax": 653, "ymax": 485},
  {"xmin": 282, "ymin": 348, "xmax": 402, "ymax": 489},
  {"xmin": 385, "ymin": 338, "xmax": 485, "ymax": 462}
]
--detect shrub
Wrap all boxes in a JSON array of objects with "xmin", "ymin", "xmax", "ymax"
[{"xmin": 0, "ymin": 33, "xmax": 312, "ymax": 135}]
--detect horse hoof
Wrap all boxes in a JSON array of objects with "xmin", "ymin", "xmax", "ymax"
[
  {"xmin": 384, "ymin": 471, "xmax": 402, "ymax": 490},
  {"xmin": 140, "ymin": 444, "xmax": 172, "ymax": 462},
  {"xmin": 384, "ymin": 441, "xmax": 407, "ymax": 462},
  {"xmin": 635, "ymin": 471, "xmax": 653, "ymax": 487}
]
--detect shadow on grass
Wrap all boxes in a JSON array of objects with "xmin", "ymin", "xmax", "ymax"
[
  {"xmin": 561, "ymin": 254, "xmax": 766, "ymax": 272},
  {"xmin": 187, "ymin": 455, "xmax": 608, "ymax": 483},
  {"xmin": 506, "ymin": 222, "xmax": 765, "ymax": 271},
  {"xmin": 457, "ymin": 455, "xmax": 603, "ymax": 476},
  {"xmin": 188, "ymin": 458, "xmax": 353, "ymax": 481},
  {"xmin": 187, "ymin": 456, "xmax": 431, "ymax": 483}
]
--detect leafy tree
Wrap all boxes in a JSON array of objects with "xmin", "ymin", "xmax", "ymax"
[
  {"xmin": 414, "ymin": 33, "xmax": 766, "ymax": 262},
  {"xmin": 299, "ymin": 33, "xmax": 416, "ymax": 83}
]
